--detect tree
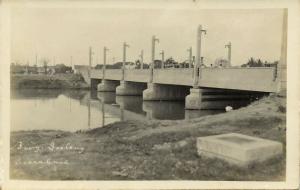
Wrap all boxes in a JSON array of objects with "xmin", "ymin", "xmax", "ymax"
[{"xmin": 54, "ymin": 64, "xmax": 72, "ymax": 73}]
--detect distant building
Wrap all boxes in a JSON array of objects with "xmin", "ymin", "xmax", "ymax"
[{"xmin": 214, "ymin": 58, "xmax": 230, "ymax": 68}]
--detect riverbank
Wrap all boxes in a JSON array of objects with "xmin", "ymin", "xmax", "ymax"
[
  {"xmin": 10, "ymin": 94, "xmax": 286, "ymax": 180},
  {"xmin": 11, "ymin": 74, "xmax": 89, "ymax": 89}
]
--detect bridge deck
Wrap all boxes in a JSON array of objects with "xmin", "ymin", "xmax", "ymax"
[{"xmin": 87, "ymin": 67, "xmax": 278, "ymax": 92}]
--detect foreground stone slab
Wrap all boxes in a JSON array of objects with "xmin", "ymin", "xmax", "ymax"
[{"xmin": 197, "ymin": 133, "xmax": 283, "ymax": 167}]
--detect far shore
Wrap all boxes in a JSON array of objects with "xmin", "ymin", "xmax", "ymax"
[{"xmin": 11, "ymin": 73, "xmax": 90, "ymax": 89}]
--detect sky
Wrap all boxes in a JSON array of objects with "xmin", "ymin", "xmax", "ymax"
[{"xmin": 10, "ymin": 5, "xmax": 284, "ymax": 67}]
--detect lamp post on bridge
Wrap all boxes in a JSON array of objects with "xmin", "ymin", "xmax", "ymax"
[
  {"xmin": 103, "ymin": 47, "xmax": 109, "ymax": 80},
  {"xmin": 88, "ymin": 46, "xmax": 94, "ymax": 78},
  {"xmin": 150, "ymin": 35, "xmax": 159, "ymax": 83},
  {"xmin": 187, "ymin": 47, "xmax": 192, "ymax": 68},
  {"xmin": 139, "ymin": 50, "xmax": 144, "ymax": 69},
  {"xmin": 185, "ymin": 25, "xmax": 207, "ymax": 110},
  {"xmin": 122, "ymin": 42, "xmax": 129, "ymax": 81},
  {"xmin": 225, "ymin": 42, "xmax": 231, "ymax": 67},
  {"xmin": 160, "ymin": 50, "xmax": 164, "ymax": 69},
  {"xmin": 193, "ymin": 25, "xmax": 206, "ymax": 88}
]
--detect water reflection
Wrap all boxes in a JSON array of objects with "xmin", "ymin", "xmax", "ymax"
[{"xmin": 11, "ymin": 89, "xmax": 225, "ymax": 132}]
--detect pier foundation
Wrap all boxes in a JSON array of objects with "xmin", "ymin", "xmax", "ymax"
[
  {"xmin": 143, "ymin": 83, "xmax": 189, "ymax": 101},
  {"xmin": 185, "ymin": 88, "xmax": 203, "ymax": 110},
  {"xmin": 97, "ymin": 80, "xmax": 119, "ymax": 92},
  {"xmin": 116, "ymin": 81, "xmax": 147, "ymax": 96}
]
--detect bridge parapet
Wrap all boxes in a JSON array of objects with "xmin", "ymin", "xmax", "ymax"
[
  {"xmin": 153, "ymin": 68, "xmax": 194, "ymax": 86},
  {"xmin": 125, "ymin": 69, "xmax": 149, "ymax": 83},
  {"xmin": 200, "ymin": 67, "xmax": 277, "ymax": 92}
]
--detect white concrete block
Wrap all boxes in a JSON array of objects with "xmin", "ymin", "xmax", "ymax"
[{"xmin": 197, "ymin": 133, "xmax": 283, "ymax": 167}]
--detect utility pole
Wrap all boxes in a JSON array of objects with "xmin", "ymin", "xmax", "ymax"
[
  {"xmin": 103, "ymin": 46, "xmax": 109, "ymax": 80},
  {"xmin": 140, "ymin": 50, "xmax": 144, "ymax": 69},
  {"xmin": 35, "ymin": 54, "xmax": 38, "ymax": 66},
  {"xmin": 150, "ymin": 35, "xmax": 159, "ymax": 83},
  {"xmin": 187, "ymin": 47, "xmax": 192, "ymax": 68},
  {"xmin": 160, "ymin": 50, "xmax": 164, "ymax": 69},
  {"xmin": 70, "ymin": 56, "xmax": 73, "ymax": 68},
  {"xmin": 193, "ymin": 25, "xmax": 206, "ymax": 88},
  {"xmin": 122, "ymin": 42, "xmax": 129, "ymax": 80},
  {"xmin": 225, "ymin": 42, "xmax": 231, "ymax": 67}
]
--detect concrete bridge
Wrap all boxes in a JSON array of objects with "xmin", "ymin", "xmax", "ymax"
[
  {"xmin": 78, "ymin": 16, "xmax": 287, "ymax": 110},
  {"xmin": 78, "ymin": 66, "xmax": 279, "ymax": 110}
]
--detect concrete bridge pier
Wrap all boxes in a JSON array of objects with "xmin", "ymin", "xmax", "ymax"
[
  {"xmin": 97, "ymin": 80, "xmax": 119, "ymax": 92},
  {"xmin": 116, "ymin": 81, "xmax": 147, "ymax": 96},
  {"xmin": 143, "ymin": 83, "xmax": 190, "ymax": 101},
  {"xmin": 185, "ymin": 88, "xmax": 203, "ymax": 110}
]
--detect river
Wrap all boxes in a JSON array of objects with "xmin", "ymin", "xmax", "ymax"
[{"xmin": 11, "ymin": 89, "xmax": 253, "ymax": 132}]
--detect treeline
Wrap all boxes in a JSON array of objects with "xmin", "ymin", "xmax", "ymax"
[
  {"xmin": 94, "ymin": 57, "xmax": 192, "ymax": 69},
  {"xmin": 241, "ymin": 57, "xmax": 279, "ymax": 67},
  {"xmin": 11, "ymin": 63, "xmax": 73, "ymax": 74}
]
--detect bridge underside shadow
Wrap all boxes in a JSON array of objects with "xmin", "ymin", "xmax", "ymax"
[{"xmin": 91, "ymin": 78, "xmax": 268, "ymax": 110}]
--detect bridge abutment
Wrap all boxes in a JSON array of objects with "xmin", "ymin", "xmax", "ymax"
[
  {"xmin": 143, "ymin": 83, "xmax": 189, "ymax": 101},
  {"xmin": 97, "ymin": 80, "xmax": 119, "ymax": 92},
  {"xmin": 116, "ymin": 81, "xmax": 147, "ymax": 96},
  {"xmin": 185, "ymin": 88, "xmax": 267, "ymax": 110}
]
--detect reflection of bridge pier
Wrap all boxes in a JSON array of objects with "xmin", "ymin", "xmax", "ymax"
[
  {"xmin": 115, "ymin": 96, "xmax": 144, "ymax": 112},
  {"xmin": 89, "ymin": 92, "xmax": 146, "ymax": 122},
  {"xmin": 142, "ymin": 101, "xmax": 185, "ymax": 120},
  {"xmin": 97, "ymin": 92, "xmax": 116, "ymax": 104}
]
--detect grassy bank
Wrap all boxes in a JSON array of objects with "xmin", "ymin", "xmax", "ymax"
[
  {"xmin": 11, "ymin": 74, "xmax": 89, "ymax": 89},
  {"xmin": 10, "ymin": 95, "xmax": 286, "ymax": 180}
]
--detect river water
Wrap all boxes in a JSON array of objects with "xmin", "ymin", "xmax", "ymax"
[{"xmin": 10, "ymin": 89, "xmax": 245, "ymax": 132}]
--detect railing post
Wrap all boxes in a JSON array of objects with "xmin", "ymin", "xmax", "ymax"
[
  {"xmin": 150, "ymin": 35, "xmax": 159, "ymax": 83},
  {"xmin": 225, "ymin": 42, "xmax": 232, "ymax": 67},
  {"xmin": 193, "ymin": 25, "xmax": 206, "ymax": 88},
  {"xmin": 122, "ymin": 42, "xmax": 129, "ymax": 81}
]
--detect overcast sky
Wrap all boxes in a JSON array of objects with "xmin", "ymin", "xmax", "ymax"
[{"xmin": 11, "ymin": 6, "xmax": 284, "ymax": 66}]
